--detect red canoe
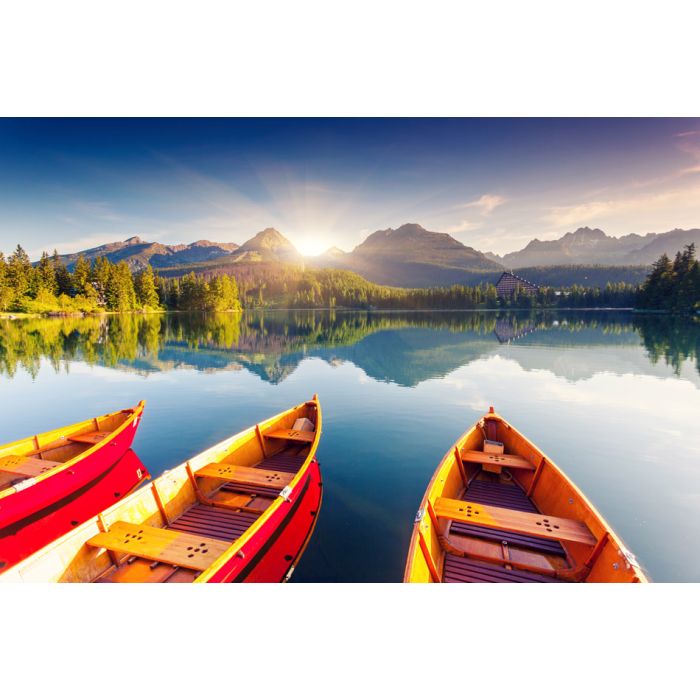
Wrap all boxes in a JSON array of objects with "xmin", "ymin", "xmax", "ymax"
[
  {"xmin": 0, "ymin": 402, "xmax": 148, "ymax": 571},
  {"xmin": 0, "ymin": 396, "xmax": 322, "ymax": 583}
]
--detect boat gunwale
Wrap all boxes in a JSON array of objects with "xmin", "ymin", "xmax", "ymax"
[
  {"xmin": 0, "ymin": 401, "xmax": 145, "ymax": 501},
  {"xmin": 404, "ymin": 409, "xmax": 648, "ymax": 583},
  {"xmin": 194, "ymin": 394, "xmax": 322, "ymax": 582},
  {"xmin": 0, "ymin": 397, "xmax": 321, "ymax": 583}
]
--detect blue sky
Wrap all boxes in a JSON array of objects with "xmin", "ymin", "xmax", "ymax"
[{"xmin": 1, "ymin": 118, "xmax": 700, "ymax": 258}]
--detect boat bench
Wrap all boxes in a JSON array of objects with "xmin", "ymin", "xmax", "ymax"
[
  {"xmin": 196, "ymin": 463, "xmax": 293, "ymax": 489},
  {"xmin": 264, "ymin": 428, "xmax": 315, "ymax": 443},
  {"xmin": 0, "ymin": 454, "xmax": 63, "ymax": 478},
  {"xmin": 461, "ymin": 450, "xmax": 536, "ymax": 471},
  {"xmin": 88, "ymin": 521, "xmax": 230, "ymax": 571},
  {"xmin": 434, "ymin": 497, "xmax": 596, "ymax": 546},
  {"xmin": 68, "ymin": 431, "xmax": 112, "ymax": 445}
]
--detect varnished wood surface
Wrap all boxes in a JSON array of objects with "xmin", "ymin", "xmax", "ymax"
[
  {"xmin": 264, "ymin": 428, "xmax": 315, "ymax": 443},
  {"xmin": 88, "ymin": 521, "xmax": 231, "ymax": 570},
  {"xmin": 196, "ymin": 462, "xmax": 293, "ymax": 489},
  {"xmin": 434, "ymin": 497, "xmax": 597, "ymax": 546},
  {"xmin": 461, "ymin": 449, "xmax": 535, "ymax": 470}
]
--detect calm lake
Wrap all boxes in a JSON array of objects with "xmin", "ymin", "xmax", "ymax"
[{"xmin": 1, "ymin": 310, "xmax": 699, "ymax": 582}]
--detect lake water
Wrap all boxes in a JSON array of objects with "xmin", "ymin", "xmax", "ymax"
[{"xmin": 1, "ymin": 310, "xmax": 699, "ymax": 582}]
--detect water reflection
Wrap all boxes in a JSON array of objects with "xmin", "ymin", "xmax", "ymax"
[
  {"xmin": 1, "ymin": 310, "xmax": 698, "ymax": 384},
  {"xmin": 2, "ymin": 309, "xmax": 699, "ymax": 582}
]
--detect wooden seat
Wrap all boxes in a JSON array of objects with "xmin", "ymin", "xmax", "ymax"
[
  {"xmin": 68, "ymin": 431, "xmax": 112, "ymax": 445},
  {"xmin": 264, "ymin": 428, "xmax": 314, "ymax": 443},
  {"xmin": 88, "ymin": 521, "xmax": 231, "ymax": 571},
  {"xmin": 434, "ymin": 497, "xmax": 597, "ymax": 546},
  {"xmin": 0, "ymin": 454, "xmax": 63, "ymax": 478},
  {"xmin": 461, "ymin": 449, "xmax": 535, "ymax": 471},
  {"xmin": 196, "ymin": 463, "xmax": 293, "ymax": 489}
]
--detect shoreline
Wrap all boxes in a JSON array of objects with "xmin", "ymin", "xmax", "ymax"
[{"xmin": 3, "ymin": 307, "xmax": 698, "ymax": 320}]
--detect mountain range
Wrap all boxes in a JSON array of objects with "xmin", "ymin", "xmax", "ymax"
[
  {"xmin": 55, "ymin": 236, "xmax": 240, "ymax": 269},
  {"xmin": 487, "ymin": 226, "xmax": 700, "ymax": 268},
  {"xmin": 49, "ymin": 223, "xmax": 700, "ymax": 288}
]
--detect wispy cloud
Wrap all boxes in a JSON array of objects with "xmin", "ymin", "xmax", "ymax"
[
  {"xmin": 440, "ymin": 193, "xmax": 507, "ymax": 235},
  {"xmin": 543, "ymin": 183, "xmax": 700, "ymax": 230},
  {"xmin": 453, "ymin": 193, "xmax": 507, "ymax": 215},
  {"xmin": 443, "ymin": 218, "xmax": 479, "ymax": 234}
]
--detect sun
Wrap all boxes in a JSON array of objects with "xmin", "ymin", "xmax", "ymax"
[{"xmin": 295, "ymin": 237, "xmax": 329, "ymax": 257}]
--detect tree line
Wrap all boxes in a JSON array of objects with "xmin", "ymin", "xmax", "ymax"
[
  {"xmin": 636, "ymin": 244, "xmax": 700, "ymax": 312},
  {"xmin": 0, "ymin": 245, "xmax": 241, "ymax": 314},
  {"xmin": 2, "ymin": 241, "xmax": 697, "ymax": 316}
]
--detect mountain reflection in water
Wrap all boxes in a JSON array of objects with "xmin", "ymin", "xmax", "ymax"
[{"xmin": 1, "ymin": 310, "xmax": 698, "ymax": 385}]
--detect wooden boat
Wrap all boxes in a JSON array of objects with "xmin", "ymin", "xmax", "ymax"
[
  {"xmin": 404, "ymin": 408, "xmax": 647, "ymax": 583},
  {"xmin": 0, "ymin": 402, "xmax": 148, "ymax": 571},
  {"xmin": 0, "ymin": 396, "xmax": 323, "ymax": 583}
]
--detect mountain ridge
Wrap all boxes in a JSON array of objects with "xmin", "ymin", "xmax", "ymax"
[
  {"xmin": 492, "ymin": 226, "xmax": 700, "ymax": 267},
  {"xmin": 38, "ymin": 223, "xmax": 700, "ymax": 288}
]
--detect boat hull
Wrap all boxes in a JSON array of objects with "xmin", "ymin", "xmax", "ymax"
[
  {"xmin": 404, "ymin": 409, "xmax": 647, "ymax": 583},
  {"xmin": 0, "ymin": 419, "xmax": 146, "ymax": 572},
  {"xmin": 206, "ymin": 458, "xmax": 323, "ymax": 583}
]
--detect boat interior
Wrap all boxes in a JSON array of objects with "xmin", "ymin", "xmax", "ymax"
[
  {"xmin": 412, "ymin": 411, "xmax": 643, "ymax": 583},
  {"xmin": 2, "ymin": 400, "xmax": 319, "ymax": 583},
  {"xmin": 0, "ymin": 408, "xmax": 139, "ymax": 494}
]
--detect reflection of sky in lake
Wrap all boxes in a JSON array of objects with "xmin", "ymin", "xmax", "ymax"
[{"xmin": 1, "ymin": 311, "xmax": 698, "ymax": 581}]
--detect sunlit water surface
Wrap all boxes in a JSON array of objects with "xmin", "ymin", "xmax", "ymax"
[{"xmin": 1, "ymin": 310, "xmax": 698, "ymax": 581}]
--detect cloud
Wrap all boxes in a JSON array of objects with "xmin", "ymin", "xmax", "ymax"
[
  {"xmin": 456, "ymin": 193, "xmax": 507, "ymax": 215},
  {"xmin": 440, "ymin": 193, "xmax": 507, "ymax": 235},
  {"xmin": 443, "ymin": 218, "xmax": 479, "ymax": 234},
  {"xmin": 543, "ymin": 183, "xmax": 700, "ymax": 230}
]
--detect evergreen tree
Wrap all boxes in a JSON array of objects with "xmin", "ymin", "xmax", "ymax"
[
  {"xmin": 52, "ymin": 250, "xmax": 73, "ymax": 296},
  {"xmin": 106, "ymin": 261, "xmax": 137, "ymax": 311},
  {"xmin": 91, "ymin": 256, "xmax": 112, "ymax": 307},
  {"xmin": 36, "ymin": 251, "xmax": 58, "ymax": 296},
  {"xmin": 0, "ymin": 252, "xmax": 12, "ymax": 311},
  {"xmin": 637, "ymin": 245, "xmax": 699, "ymax": 312},
  {"xmin": 134, "ymin": 265, "xmax": 161, "ymax": 309},
  {"xmin": 7, "ymin": 244, "xmax": 33, "ymax": 300},
  {"xmin": 72, "ymin": 255, "xmax": 93, "ymax": 297}
]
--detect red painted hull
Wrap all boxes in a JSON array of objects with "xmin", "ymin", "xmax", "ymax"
[
  {"xmin": 0, "ymin": 416, "xmax": 147, "ymax": 571},
  {"xmin": 207, "ymin": 458, "xmax": 323, "ymax": 583}
]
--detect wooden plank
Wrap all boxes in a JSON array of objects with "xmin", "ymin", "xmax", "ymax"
[
  {"xmin": 461, "ymin": 449, "xmax": 535, "ymax": 471},
  {"xmin": 88, "ymin": 521, "xmax": 231, "ymax": 571},
  {"xmin": 433, "ymin": 497, "xmax": 597, "ymax": 546},
  {"xmin": 0, "ymin": 454, "xmax": 63, "ymax": 477},
  {"xmin": 68, "ymin": 431, "xmax": 112, "ymax": 445},
  {"xmin": 264, "ymin": 428, "xmax": 315, "ymax": 443},
  {"xmin": 196, "ymin": 463, "xmax": 293, "ymax": 489}
]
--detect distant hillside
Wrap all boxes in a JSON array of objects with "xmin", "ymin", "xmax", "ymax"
[
  {"xmin": 430, "ymin": 265, "xmax": 649, "ymax": 288},
  {"xmin": 312, "ymin": 223, "xmax": 502, "ymax": 287},
  {"xmin": 55, "ymin": 236, "xmax": 239, "ymax": 270},
  {"xmin": 493, "ymin": 226, "xmax": 700, "ymax": 267}
]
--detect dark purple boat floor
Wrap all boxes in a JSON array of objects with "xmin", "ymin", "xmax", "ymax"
[
  {"xmin": 444, "ymin": 477, "xmax": 567, "ymax": 583},
  {"xmin": 443, "ymin": 556, "xmax": 562, "ymax": 583},
  {"xmin": 168, "ymin": 503, "xmax": 258, "ymax": 541}
]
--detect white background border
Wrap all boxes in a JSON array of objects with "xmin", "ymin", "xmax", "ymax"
[{"xmin": 2, "ymin": 1, "xmax": 698, "ymax": 697}]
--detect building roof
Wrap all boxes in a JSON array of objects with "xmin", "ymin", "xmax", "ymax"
[{"xmin": 495, "ymin": 271, "xmax": 539, "ymax": 296}]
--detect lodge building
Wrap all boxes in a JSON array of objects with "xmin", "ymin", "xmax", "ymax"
[{"xmin": 495, "ymin": 271, "xmax": 539, "ymax": 298}]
